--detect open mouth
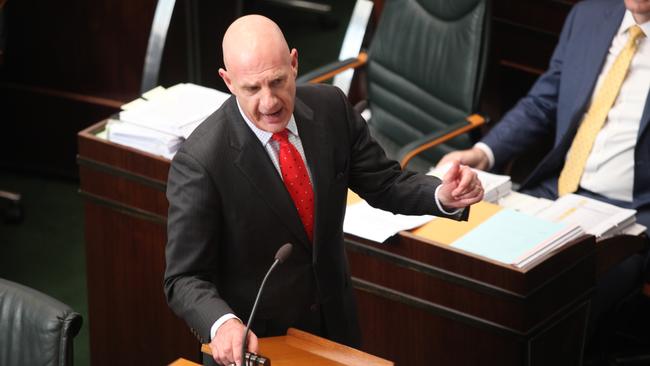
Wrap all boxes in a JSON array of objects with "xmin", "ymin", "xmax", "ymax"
[{"xmin": 262, "ymin": 109, "xmax": 283, "ymax": 120}]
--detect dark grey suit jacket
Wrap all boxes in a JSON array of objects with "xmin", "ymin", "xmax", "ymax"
[{"xmin": 164, "ymin": 84, "xmax": 465, "ymax": 347}]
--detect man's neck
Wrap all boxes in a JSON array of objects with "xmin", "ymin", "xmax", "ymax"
[{"xmin": 632, "ymin": 11, "xmax": 650, "ymax": 24}]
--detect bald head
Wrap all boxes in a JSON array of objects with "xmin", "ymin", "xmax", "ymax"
[
  {"xmin": 222, "ymin": 15, "xmax": 291, "ymax": 72},
  {"xmin": 218, "ymin": 15, "xmax": 299, "ymax": 133}
]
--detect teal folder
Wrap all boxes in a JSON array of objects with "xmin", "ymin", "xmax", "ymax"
[{"xmin": 451, "ymin": 208, "xmax": 567, "ymax": 264}]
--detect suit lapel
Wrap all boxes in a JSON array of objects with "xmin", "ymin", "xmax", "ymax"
[
  {"xmin": 294, "ymin": 96, "xmax": 334, "ymax": 257},
  {"xmin": 567, "ymin": 2, "xmax": 625, "ymax": 132},
  {"xmin": 225, "ymin": 98, "xmax": 312, "ymax": 248}
]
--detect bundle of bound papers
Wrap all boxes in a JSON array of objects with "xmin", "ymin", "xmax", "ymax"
[
  {"xmin": 535, "ymin": 193, "xmax": 638, "ymax": 239},
  {"xmin": 449, "ymin": 208, "xmax": 585, "ymax": 270},
  {"xmin": 119, "ymin": 83, "xmax": 230, "ymax": 138},
  {"xmin": 107, "ymin": 83, "xmax": 230, "ymax": 159},
  {"xmin": 106, "ymin": 120, "xmax": 181, "ymax": 159}
]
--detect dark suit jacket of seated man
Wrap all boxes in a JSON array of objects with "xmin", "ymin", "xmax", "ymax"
[{"xmin": 164, "ymin": 14, "xmax": 484, "ymax": 366}]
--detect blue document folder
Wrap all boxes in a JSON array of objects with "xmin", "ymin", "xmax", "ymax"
[{"xmin": 451, "ymin": 209, "xmax": 568, "ymax": 264}]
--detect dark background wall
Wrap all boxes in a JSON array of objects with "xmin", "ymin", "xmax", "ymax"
[{"xmin": 0, "ymin": 0, "xmax": 578, "ymax": 179}]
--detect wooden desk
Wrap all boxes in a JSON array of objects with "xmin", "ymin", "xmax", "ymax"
[
  {"xmin": 169, "ymin": 358, "xmax": 201, "ymax": 366},
  {"xmin": 78, "ymin": 120, "xmax": 646, "ymax": 366},
  {"xmin": 202, "ymin": 328, "xmax": 392, "ymax": 366},
  {"xmin": 78, "ymin": 122, "xmax": 198, "ymax": 366}
]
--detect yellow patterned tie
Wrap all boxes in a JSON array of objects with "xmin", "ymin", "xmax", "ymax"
[{"xmin": 558, "ymin": 25, "xmax": 646, "ymax": 196}]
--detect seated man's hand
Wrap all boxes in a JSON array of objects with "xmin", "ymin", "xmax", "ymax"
[
  {"xmin": 438, "ymin": 160, "xmax": 484, "ymax": 209},
  {"xmin": 210, "ymin": 318, "xmax": 258, "ymax": 366},
  {"xmin": 438, "ymin": 147, "xmax": 490, "ymax": 171}
]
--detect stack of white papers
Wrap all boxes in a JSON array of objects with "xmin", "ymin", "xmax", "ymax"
[
  {"xmin": 535, "ymin": 193, "xmax": 638, "ymax": 239},
  {"xmin": 428, "ymin": 163, "xmax": 512, "ymax": 203},
  {"xmin": 106, "ymin": 120, "xmax": 181, "ymax": 159},
  {"xmin": 107, "ymin": 83, "xmax": 230, "ymax": 158}
]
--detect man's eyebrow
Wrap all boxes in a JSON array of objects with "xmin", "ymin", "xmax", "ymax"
[{"xmin": 241, "ymin": 82, "xmax": 260, "ymax": 89}]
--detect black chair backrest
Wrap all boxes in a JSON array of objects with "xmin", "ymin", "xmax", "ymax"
[
  {"xmin": 0, "ymin": 278, "xmax": 82, "ymax": 366},
  {"xmin": 367, "ymin": 0, "xmax": 490, "ymax": 164}
]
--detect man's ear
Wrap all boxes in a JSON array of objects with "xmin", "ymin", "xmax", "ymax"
[
  {"xmin": 218, "ymin": 68, "xmax": 236, "ymax": 94},
  {"xmin": 290, "ymin": 48, "xmax": 298, "ymax": 77}
]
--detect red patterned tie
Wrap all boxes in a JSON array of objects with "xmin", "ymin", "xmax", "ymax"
[{"xmin": 272, "ymin": 130, "xmax": 314, "ymax": 242}]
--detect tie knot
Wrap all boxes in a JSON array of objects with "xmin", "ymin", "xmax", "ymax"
[
  {"xmin": 628, "ymin": 25, "xmax": 646, "ymax": 43},
  {"xmin": 272, "ymin": 130, "xmax": 289, "ymax": 143}
]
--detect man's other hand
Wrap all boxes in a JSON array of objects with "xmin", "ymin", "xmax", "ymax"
[
  {"xmin": 438, "ymin": 147, "xmax": 490, "ymax": 171},
  {"xmin": 438, "ymin": 160, "xmax": 483, "ymax": 209},
  {"xmin": 210, "ymin": 318, "xmax": 259, "ymax": 366}
]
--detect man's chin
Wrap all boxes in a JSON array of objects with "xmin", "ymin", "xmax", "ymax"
[{"xmin": 258, "ymin": 115, "xmax": 289, "ymax": 132}]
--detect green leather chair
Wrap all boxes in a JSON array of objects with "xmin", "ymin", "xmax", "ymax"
[
  {"xmin": 0, "ymin": 278, "xmax": 82, "ymax": 366},
  {"xmin": 298, "ymin": 0, "xmax": 491, "ymax": 172}
]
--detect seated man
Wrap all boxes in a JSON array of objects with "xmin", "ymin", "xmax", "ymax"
[
  {"xmin": 440, "ymin": 0, "xmax": 649, "ymax": 353},
  {"xmin": 164, "ymin": 14, "xmax": 484, "ymax": 366}
]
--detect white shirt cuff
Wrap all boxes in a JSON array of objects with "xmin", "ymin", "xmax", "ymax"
[
  {"xmin": 474, "ymin": 142, "xmax": 495, "ymax": 170},
  {"xmin": 210, "ymin": 313, "xmax": 240, "ymax": 341},
  {"xmin": 434, "ymin": 185, "xmax": 462, "ymax": 215}
]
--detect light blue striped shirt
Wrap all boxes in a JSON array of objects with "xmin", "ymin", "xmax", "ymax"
[{"xmin": 236, "ymin": 101, "xmax": 313, "ymax": 184}]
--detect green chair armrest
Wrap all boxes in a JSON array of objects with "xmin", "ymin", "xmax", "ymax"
[
  {"xmin": 397, "ymin": 113, "xmax": 489, "ymax": 169},
  {"xmin": 296, "ymin": 51, "xmax": 368, "ymax": 84}
]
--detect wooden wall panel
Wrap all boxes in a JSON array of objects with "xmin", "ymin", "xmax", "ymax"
[{"xmin": 0, "ymin": 0, "xmax": 236, "ymax": 177}]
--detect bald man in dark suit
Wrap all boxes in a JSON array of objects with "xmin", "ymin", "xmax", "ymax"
[{"xmin": 164, "ymin": 15, "xmax": 483, "ymax": 366}]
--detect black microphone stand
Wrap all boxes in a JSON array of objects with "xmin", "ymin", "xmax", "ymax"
[{"xmin": 240, "ymin": 243, "xmax": 292, "ymax": 366}]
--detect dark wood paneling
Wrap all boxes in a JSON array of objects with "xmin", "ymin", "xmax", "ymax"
[
  {"xmin": 482, "ymin": 0, "xmax": 575, "ymax": 122},
  {"xmin": 0, "ymin": 0, "xmax": 236, "ymax": 177},
  {"xmin": 0, "ymin": 0, "xmax": 156, "ymax": 98},
  {"xmin": 0, "ymin": 85, "xmax": 119, "ymax": 177},
  {"xmin": 79, "ymin": 122, "xmax": 199, "ymax": 366},
  {"xmin": 344, "ymin": 232, "xmax": 594, "ymax": 366},
  {"xmin": 83, "ymin": 203, "xmax": 198, "ymax": 366},
  {"xmin": 355, "ymin": 290, "xmax": 525, "ymax": 365}
]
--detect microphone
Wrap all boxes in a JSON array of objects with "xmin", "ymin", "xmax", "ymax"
[{"xmin": 240, "ymin": 243, "xmax": 293, "ymax": 365}]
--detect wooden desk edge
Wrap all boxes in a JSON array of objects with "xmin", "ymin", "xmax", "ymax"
[
  {"xmin": 201, "ymin": 328, "xmax": 393, "ymax": 366},
  {"xmin": 169, "ymin": 358, "xmax": 201, "ymax": 366}
]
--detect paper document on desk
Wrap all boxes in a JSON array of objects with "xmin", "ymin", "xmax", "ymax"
[
  {"xmin": 119, "ymin": 83, "xmax": 230, "ymax": 138},
  {"xmin": 450, "ymin": 208, "xmax": 584, "ymax": 269},
  {"xmin": 535, "ymin": 193, "xmax": 637, "ymax": 238},
  {"xmin": 343, "ymin": 200, "xmax": 433, "ymax": 242},
  {"xmin": 108, "ymin": 83, "xmax": 231, "ymax": 159},
  {"xmin": 428, "ymin": 164, "xmax": 512, "ymax": 203},
  {"xmin": 106, "ymin": 120, "xmax": 181, "ymax": 159},
  {"xmin": 498, "ymin": 191, "xmax": 553, "ymax": 216}
]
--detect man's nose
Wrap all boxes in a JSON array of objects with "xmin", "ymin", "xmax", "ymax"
[{"xmin": 259, "ymin": 88, "xmax": 278, "ymax": 111}]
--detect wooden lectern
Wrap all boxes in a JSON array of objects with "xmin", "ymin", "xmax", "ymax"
[
  {"xmin": 78, "ymin": 120, "xmax": 646, "ymax": 366},
  {"xmin": 199, "ymin": 328, "xmax": 392, "ymax": 366}
]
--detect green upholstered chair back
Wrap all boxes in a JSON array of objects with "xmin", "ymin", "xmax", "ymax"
[
  {"xmin": 367, "ymin": 0, "xmax": 490, "ymax": 170},
  {"xmin": 0, "ymin": 278, "xmax": 82, "ymax": 366}
]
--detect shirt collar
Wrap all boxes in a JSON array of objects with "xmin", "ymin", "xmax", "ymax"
[
  {"xmin": 236, "ymin": 99, "xmax": 299, "ymax": 146},
  {"xmin": 620, "ymin": 10, "xmax": 650, "ymax": 38}
]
